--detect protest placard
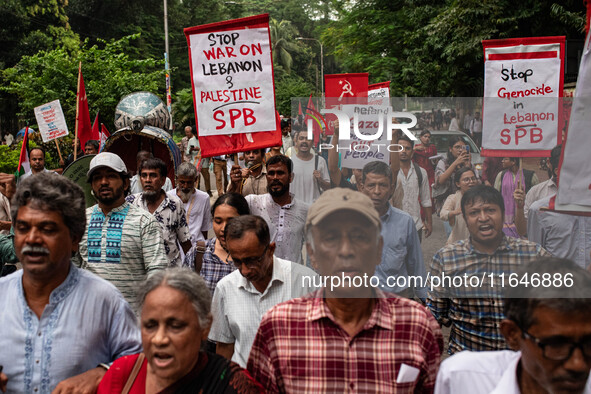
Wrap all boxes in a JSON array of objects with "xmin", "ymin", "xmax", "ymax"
[
  {"xmin": 34, "ymin": 100, "xmax": 69, "ymax": 142},
  {"xmin": 368, "ymin": 81, "xmax": 390, "ymax": 106},
  {"xmin": 481, "ymin": 37, "xmax": 565, "ymax": 157},
  {"xmin": 185, "ymin": 14, "xmax": 280, "ymax": 157},
  {"xmin": 338, "ymin": 104, "xmax": 391, "ymax": 169}
]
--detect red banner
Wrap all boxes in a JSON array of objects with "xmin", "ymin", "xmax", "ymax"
[
  {"xmin": 324, "ymin": 73, "xmax": 369, "ymax": 108},
  {"xmin": 76, "ymin": 64, "xmax": 93, "ymax": 152},
  {"xmin": 184, "ymin": 14, "xmax": 280, "ymax": 158},
  {"xmin": 481, "ymin": 36, "xmax": 565, "ymax": 157}
]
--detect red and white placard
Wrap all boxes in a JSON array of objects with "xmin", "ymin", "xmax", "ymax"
[
  {"xmin": 481, "ymin": 36, "xmax": 565, "ymax": 157},
  {"xmin": 184, "ymin": 14, "xmax": 280, "ymax": 157}
]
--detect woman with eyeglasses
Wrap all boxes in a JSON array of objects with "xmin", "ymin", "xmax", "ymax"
[
  {"xmin": 432, "ymin": 136, "xmax": 476, "ymax": 236},
  {"xmin": 440, "ymin": 167, "xmax": 480, "ymax": 244}
]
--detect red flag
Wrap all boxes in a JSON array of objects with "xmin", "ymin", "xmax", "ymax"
[
  {"xmin": 90, "ymin": 113, "xmax": 100, "ymax": 140},
  {"xmin": 99, "ymin": 124, "xmax": 110, "ymax": 151},
  {"xmin": 324, "ymin": 73, "xmax": 369, "ymax": 108},
  {"xmin": 17, "ymin": 126, "xmax": 30, "ymax": 176},
  {"xmin": 298, "ymin": 100, "xmax": 303, "ymax": 116},
  {"xmin": 75, "ymin": 63, "xmax": 92, "ymax": 153}
]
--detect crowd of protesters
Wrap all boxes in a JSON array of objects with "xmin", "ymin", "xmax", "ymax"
[{"xmin": 0, "ymin": 114, "xmax": 590, "ymax": 394}]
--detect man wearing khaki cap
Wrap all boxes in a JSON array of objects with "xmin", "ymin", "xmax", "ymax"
[
  {"xmin": 75, "ymin": 152, "xmax": 168, "ymax": 310},
  {"xmin": 247, "ymin": 187, "xmax": 443, "ymax": 393}
]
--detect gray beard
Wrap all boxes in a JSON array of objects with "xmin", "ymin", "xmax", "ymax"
[{"xmin": 178, "ymin": 189, "xmax": 194, "ymax": 203}]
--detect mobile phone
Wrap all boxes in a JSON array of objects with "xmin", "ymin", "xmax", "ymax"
[{"xmin": 465, "ymin": 145, "xmax": 470, "ymax": 154}]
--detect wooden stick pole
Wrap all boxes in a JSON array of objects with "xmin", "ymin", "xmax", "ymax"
[
  {"xmin": 74, "ymin": 61, "xmax": 82, "ymax": 161},
  {"xmin": 54, "ymin": 140, "xmax": 64, "ymax": 163}
]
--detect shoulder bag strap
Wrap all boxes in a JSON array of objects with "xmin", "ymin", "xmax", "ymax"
[{"xmin": 122, "ymin": 353, "xmax": 145, "ymax": 394}]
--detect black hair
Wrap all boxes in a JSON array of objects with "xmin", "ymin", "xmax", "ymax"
[
  {"xmin": 362, "ymin": 161, "xmax": 392, "ymax": 185},
  {"xmin": 266, "ymin": 154, "xmax": 293, "ymax": 174},
  {"xmin": 28, "ymin": 146, "xmax": 45, "ymax": 157},
  {"xmin": 504, "ymin": 258, "xmax": 591, "ymax": 331},
  {"xmin": 398, "ymin": 134, "xmax": 414, "ymax": 148},
  {"xmin": 211, "ymin": 193, "xmax": 250, "ymax": 217},
  {"xmin": 446, "ymin": 136, "xmax": 465, "ymax": 164},
  {"xmin": 139, "ymin": 157, "xmax": 167, "ymax": 178},
  {"xmin": 461, "ymin": 184, "xmax": 504, "ymax": 217},
  {"xmin": 419, "ymin": 130, "xmax": 432, "ymax": 138},
  {"xmin": 454, "ymin": 166, "xmax": 476, "ymax": 186},
  {"xmin": 84, "ymin": 140, "xmax": 99, "ymax": 151},
  {"xmin": 224, "ymin": 215, "xmax": 271, "ymax": 247},
  {"xmin": 549, "ymin": 145, "xmax": 562, "ymax": 176}
]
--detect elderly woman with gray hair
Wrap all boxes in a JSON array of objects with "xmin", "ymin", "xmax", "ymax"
[{"xmin": 97, "ymin": 268, "xmax": 263, "ymax": 393}]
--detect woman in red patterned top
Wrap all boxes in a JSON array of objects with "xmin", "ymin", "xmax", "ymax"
[
  {"xmin": 412, "ymin": 130, "xmax": 437, "ymax": 188},
  {"xmin": 98, "ymin": 269, "xmax": 263, "ymax": 394}
]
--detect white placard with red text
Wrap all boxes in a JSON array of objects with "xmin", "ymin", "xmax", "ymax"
[
  {"xmin": 34, "ymin": 100, "xmax": 69, "ymax": 142},
  {"xmin": 481, "ymin": 37, "xmax": 564, "ymax": 157},
  {"xmin": 368, "ymin": 81, "xmax": 390, "ymax": 106}
]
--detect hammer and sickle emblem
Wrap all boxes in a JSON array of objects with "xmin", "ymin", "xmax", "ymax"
[{"xmin": 338, "ymin": 80, "xmax": 354, "ymax": 102}]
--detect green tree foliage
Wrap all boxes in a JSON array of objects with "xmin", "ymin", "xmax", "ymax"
[
  {"xmin": 321, "ymin": 0, "xmax": 586, "ymax": 96},
  {"xmin": 2, "ymin": 34, "xmax": 165, "ymax": 132}
]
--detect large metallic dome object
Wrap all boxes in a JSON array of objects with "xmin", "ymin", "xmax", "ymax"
[{"xmin": 114, "ymin": 91, "xmax": 171, "ymax": 132}]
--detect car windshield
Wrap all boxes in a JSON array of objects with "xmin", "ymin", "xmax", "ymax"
[{"xmin": 430, "ymin": 133, "xmax": 480, "ymax": 154}]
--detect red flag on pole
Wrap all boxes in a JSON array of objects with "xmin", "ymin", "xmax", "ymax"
[
  {"xmin": 90, "ymin": 113, "xmax": 100, "ymax": 141},
  {"xmin": 16, "ymin": 126, "xmax": 30, "ymax": 177},
  {"xmin": 298, "ymin": 100, "xmax": 303, "ymax": 116},
  {"xmin": 75, "ymin": 63, "xmax": 92, "ymax": 157}
]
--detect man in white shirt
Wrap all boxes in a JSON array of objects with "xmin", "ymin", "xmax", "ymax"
[
  {"xmin": 167, "ymin": 162, "xmax": 212, "ymax": 243},
  {"xmin": 129, "ymin": 150, "xmax": 173, "ymax": 194},
  {"xmin": 514, "ymin": 145, "xmax": 561, "ymax": 237},
  {"xmin": 469, "ymin": 111, "xmax": 482, "ymax": 146},
  {"xmin": 290, "ymin": 129, "xmax": 331, "ymax": 204},
  {"xmin": 435, "ymin": 258, "xmax": 591, "ymax": 394},
  {"xmin": 397, "ymin": 135, "xmax": 432, "ymax": 240},
  {"xmin": 231, "ymin": 155, "xmax": 308, "ymax": 264},
  {"xmin": 209, "ymin": 215, "xmax": 317, "ymax": 367}
]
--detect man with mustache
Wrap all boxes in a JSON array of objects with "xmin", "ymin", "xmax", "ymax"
[
  {"xmin": 209, "ymin": 215, "xmax": 317, "ymax": 367},
  {"xmin": 427, "ymin": 185, "xmax": 550, "ymax": 355},
  {"xmin": 227, "ymin": 149, "xmax": 267, "ymax": 196},
  {"xmin": 241, "ymin": 154, "xmax": 309, "ymax": 264},
  {"xmin": 291, "ymin": 129, "xmax": 331, "ymax": 204},
  {"xmin": 129, "ymin": 150, "xmax": 173, "ymax": 194},
  {"xmin": 167, "ymin": 162, "xmax": 212, "ymax": 245},
  {"xmin": 76, "ymin": 152, "xmax": 168, "ymax": 310},
  {"xmin": 0, "ymin": 173, "xmax": 141, "ymax": 393},
  {"xmin": 435, "ymin": 258, "xmax": 591, "ymax": 394},
  {"xmin": 127, "ymin": 158, "xmax": 192, "ymax": 268}
]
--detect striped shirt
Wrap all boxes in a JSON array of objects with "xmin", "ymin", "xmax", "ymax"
[
  {"xmin": 247, "ymin": 289, "xmax": 443, "ymax": 393},
  {"xmin": 426, "ymin": 236, "xmax": 550, "ymax": 354},
  {"xmin": 77, "ymin": 202, "xmax": 168, "ymax": 310}
]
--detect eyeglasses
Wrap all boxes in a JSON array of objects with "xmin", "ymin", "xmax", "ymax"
[
  {"xmin": 522, "ymin": 329, "xmax": 591, "ymax": 361},
  {"xmin": 460, "ymin": 177, "xmax": 478, "ymax": 183},
  {"xmin": 226, "ymin": 245, "xmax": 268, "ymax": 268}
]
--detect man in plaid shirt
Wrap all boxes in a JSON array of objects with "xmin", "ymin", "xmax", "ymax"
[
  {"xmin": 247, "ymin": 188, "xmax": 443, "ymax": 393},
  {"xmin": 427, "ymin": 185, "xmax": 550, "ymax": 354}
]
